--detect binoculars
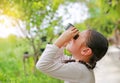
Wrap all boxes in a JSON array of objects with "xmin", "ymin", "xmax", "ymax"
[{"xmin": 65, "ymin": 23, "xmax": 79, "ymax": 40}]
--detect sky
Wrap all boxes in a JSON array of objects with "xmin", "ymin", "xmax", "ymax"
[
  {"xmin": 0, "ymin": 15, "xmax": 25, "ymax": 38},
  {"xmin": 57, "ymin": 2, "xmax": 89, "ymax": 25},
  {"xmin": 0, "ymin": 2, "xmax": 89, "ymax": 38}
]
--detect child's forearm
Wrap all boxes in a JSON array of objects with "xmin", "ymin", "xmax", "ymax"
[{"xmin": 54, "ymin": 36, "xmax": 66, "ymax": 48}]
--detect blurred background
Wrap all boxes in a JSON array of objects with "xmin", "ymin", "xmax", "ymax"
[{"xmin": 0, "ymin": 0, "xmax": 120, "ymax": 83}]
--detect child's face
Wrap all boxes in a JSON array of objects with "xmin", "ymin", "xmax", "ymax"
[{"xmin": 66, "ymin": 30, "xmax": 89, "ymax": 56}]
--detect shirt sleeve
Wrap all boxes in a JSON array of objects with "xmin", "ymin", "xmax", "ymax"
[
  {"xmin": 36, "ymin": 44, "xmax": 86, "ymax": 82},
  {"xmin": 52, "ymin": 45, "xmax": 70, "ymax": 63}
]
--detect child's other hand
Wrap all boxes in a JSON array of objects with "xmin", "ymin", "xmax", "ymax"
[{"xmin": 54, "ymin": 27, "xmax": 79, "ymax": 48}]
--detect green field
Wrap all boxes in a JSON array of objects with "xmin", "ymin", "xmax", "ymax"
[{"xmin": 0, "ymin": 37, "xmax": 63, "ymax": 83}]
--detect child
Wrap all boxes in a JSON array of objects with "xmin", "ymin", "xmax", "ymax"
[{"xmin": 36, "ymin": 26, "xmax": 108, "ymax": 83}]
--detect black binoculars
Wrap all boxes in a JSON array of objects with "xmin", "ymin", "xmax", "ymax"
[{"xmin": 65, "ymin": 23, "xmax": 79, "ymax": 40}]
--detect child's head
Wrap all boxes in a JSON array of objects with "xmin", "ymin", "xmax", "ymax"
[{"xmin": 66, "ymin": 29, "xmax": 108, "ymax": 68}]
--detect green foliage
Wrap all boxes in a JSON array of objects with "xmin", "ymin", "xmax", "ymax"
[
  {"xmin": 0, "ymin": 38, "xmax": 63, "ymax": 83},
  {"xmin": 80, "ymin": 0, "xmax": 120, "ymax": 37}
]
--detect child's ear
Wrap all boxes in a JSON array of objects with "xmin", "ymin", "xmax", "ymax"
[{"xmin": 81, "ymin": 47, "xmax": 92, "ymax": 56}]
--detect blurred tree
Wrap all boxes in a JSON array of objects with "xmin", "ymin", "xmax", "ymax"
[
  {"xmin": 0, "ymin": 0, "xmax": 65, "ymax": 72},
  {"xmin": 84, "ymin": 0, "xmax": 120, "ymax": 36}
]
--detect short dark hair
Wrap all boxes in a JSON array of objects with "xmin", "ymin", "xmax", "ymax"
[{"xmin": 86, "ymin": 29, "xmax": 109, "ymax": 69}]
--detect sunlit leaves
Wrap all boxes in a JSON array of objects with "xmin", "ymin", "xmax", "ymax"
[
  {"xmin": 32, "ymin": 1, "xmax": 44, "ymax": 10},
  {"xmin": 51, "ymin": 0, "xmax": 64, "ymax": 11},
  {"xmin": 0, "ymin": 0, "xmax": 22, "ymax": 18}
]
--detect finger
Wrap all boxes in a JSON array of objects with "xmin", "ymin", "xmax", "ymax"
[
  {"xmin": 74, "ymin": 29, "xmax": 79, "ymax": 34},
  {"xmin": 75, "ymin": 31, "xmax": 79, "ymax": 35},
  {"xmin": 72, "ymin": 28, "xmax": 79, "ymax": 33},
  {"xmin": 71, "ymin": 27, "xmax": 76, "ymax": 31},
  {"xmin": 68, "ymin": 27, "xmax": 75, "ymax": 31}
]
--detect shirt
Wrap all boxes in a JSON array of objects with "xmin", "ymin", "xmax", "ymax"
[{"xmin": 36, "ymin": 44, "xmax": 95, "ymax": 83}]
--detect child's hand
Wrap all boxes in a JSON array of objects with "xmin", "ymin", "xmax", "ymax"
[{"xmin": 54, "ymin": 27, "xmax": 79, "ymax": 48}]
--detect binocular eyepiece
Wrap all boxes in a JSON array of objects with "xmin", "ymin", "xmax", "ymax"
[{"xmin": 65, "ymin": 23, "xmax": 79, "ymax": 40}]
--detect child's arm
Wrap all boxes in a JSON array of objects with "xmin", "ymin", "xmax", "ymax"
[
  {"xmin": 36, "ymin": 44, "xmax": 85, "ymax": 82},
  {"xmin": 36, "ymin": 27, "xmax": 81, "ymax": 81}
]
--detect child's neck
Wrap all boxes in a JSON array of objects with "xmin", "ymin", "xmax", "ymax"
[{"xmin": 73, "ymin": 55, "xmax": 90, "ymax": 63}]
